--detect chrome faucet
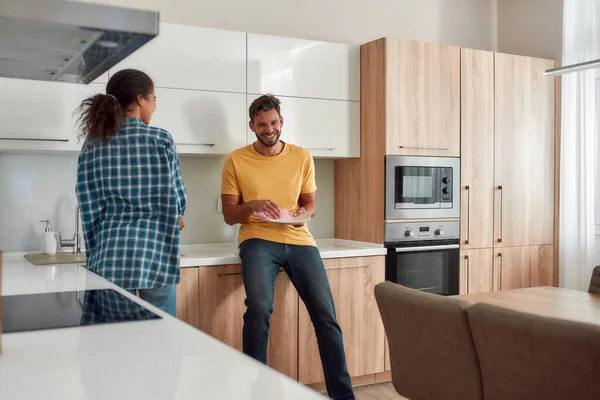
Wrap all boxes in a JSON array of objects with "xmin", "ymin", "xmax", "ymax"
[{"xmin": 59, "ymin": 203, "xmax": 81, "ymax": 254}]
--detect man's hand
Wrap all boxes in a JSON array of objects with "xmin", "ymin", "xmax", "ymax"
[
  {"xmin": 179, "ymin": 217, "xmax": 185, "ymax": 231},
  {"xmin": 247, "ymin": 200, "xmax": 281, "ymax": 220},
  {"xmin": 292, "ymin": 207, "xmax": 308, "ymax": 227}
]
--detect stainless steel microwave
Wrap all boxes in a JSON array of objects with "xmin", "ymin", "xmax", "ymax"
[{"xmin": 385, "ymin": 155, "xmax": 460, "ymax": 220}]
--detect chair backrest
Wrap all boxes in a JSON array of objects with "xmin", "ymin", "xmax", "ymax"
[
  {"xmin": 467, "ymin": 302, "xmax": 600, "ymax": 400},
  {"xmin": 374, "ymin": 281, "xmax": 483, "ymax": 400},
  {"xmin": 589, "ymin": 266, "xmax": 600, "ymax": 294}
]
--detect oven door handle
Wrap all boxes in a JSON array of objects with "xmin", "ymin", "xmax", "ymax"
[{"xmin": 393, "ymin": 244, "xmax": 460, "ymax": 252}]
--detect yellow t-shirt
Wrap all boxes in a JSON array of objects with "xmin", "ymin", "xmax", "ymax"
[{"xmin": 221, "ymin": 142, "xmax": 317, "ymax": 247}]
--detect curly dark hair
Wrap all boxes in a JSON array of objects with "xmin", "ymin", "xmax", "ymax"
[
  {"xmin": 248, "ymin": 94, "xmax": 281, "ymax": 122},
  {"xmin": 76, "ymin": 69, "xmax": 154, "ymax": 143}
]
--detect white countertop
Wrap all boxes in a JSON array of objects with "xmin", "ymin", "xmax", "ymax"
[
  {"xmin": 4, "ymin": 239, "xmax": 386, "ymax": 269},
  {"xmin": 179, "ymin": 238, "xmax": 386, "ymax": 267},
  {"xmin": 0, "ymin": 262, "xmax": 326, "ymax": 399}
]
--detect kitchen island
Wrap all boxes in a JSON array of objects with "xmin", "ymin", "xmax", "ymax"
[{"xmin": 0, "ymin": 257, "xmax": 326, "ymax": 400}]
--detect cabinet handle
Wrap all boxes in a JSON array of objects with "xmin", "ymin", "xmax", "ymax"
[
  {"xmin": 217, "ymin": 272, "xmax": 242, "ymax": 277},
  {"xmin": 491, "ymin": 255, "xmax": 495, "ymax": 292},
  {"xmin": 306, "ymin": 147, "xmax": 336, "ymax": 151},
  {"xmin": 217, "ymin": 267, "xmax": 284, "ymax": 277},
  {"xmin": 498, "ymin": 252, "xmax": 503, "ymax": 290},
  {"xmin": 0, "ymin": 137, "xmax": 69, "ymax": 142},
  {"xmin": 465, "ymin": 185, "xmax": 470, "ymax": 245},
  {"xmin": 399, "ymin": 145, "xmax": 449, "ymax": 151},
  {"xmin": 175, "ymin": 143, "xmax": 216, "ymax": 147},
  {"xmin": 324, "ymin": 264, "xmax": 372, "ymax": 270},
  {"xmin": 498, "ymin": 185, "xmax": 503, "ymax": 243},
  {"xmin": 464, "ymin": 255, "xmax": 470, "ymax": 294}
]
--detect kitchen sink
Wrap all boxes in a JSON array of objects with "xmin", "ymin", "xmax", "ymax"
[
  {"xmin": 24, "ymin": 253, "xmax": 86, "ymax": 266},
  {"xmin": 25, "ymin": 253, "xmax": 188, "ymax": 265}
]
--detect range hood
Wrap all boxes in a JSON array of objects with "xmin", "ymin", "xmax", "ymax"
[{"xmin": 0, "ymin": 0, "xmax": 159, "ymax": 84}]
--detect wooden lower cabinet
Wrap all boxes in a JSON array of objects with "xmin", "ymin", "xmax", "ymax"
[
  {"xmin": 458, "ymin": 246, "xmax": 554, "ymax": 294},
  {"xmin": 459, "ymin": 248, "xmax": 495, "ymax": 295},
  {"xmin": 298, "ymin": 256, "xmax": 386, "ymax": 385},
  {"xmin": 495, "ymin": 245, "xmax": 554, "ymax": 290},
  {"xmin": 177, "ymin": 264, "xmax": 298, "ymax": 380},
  {"xmin": 176, "ymin": 267, "xmax": 201, "ymax": 330},
  {"xmin": 176, "ymin": 256, "xmax": 388, "ymax": 385}
]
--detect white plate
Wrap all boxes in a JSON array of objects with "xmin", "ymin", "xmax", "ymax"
[{"xmin": 264, "ymin": 214, "xmax": 312, "ymax": 225}]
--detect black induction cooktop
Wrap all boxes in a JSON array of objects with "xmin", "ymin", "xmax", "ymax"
[{"xmin": 1, "ymin": 289, "xmax": 161, "ymax": 334}]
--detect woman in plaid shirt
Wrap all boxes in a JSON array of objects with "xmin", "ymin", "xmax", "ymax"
[{"xmin": 75, "ymin": 69, "xmax": 187, "ymax": 316}]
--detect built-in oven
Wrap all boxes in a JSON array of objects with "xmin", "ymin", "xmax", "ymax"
[
  {"xmin": 385, "ymin": 155, "xmax": 460, "ymax": 220},
  {"xmin": 385, "ymin": 221, "xmax": 460, "ymax": 296}
]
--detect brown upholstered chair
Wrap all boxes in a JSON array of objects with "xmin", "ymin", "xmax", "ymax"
[
  {"xmin": 374, "ymin": 281, "xmax": 483, "ymax": 400},
  {"xmin": 588, "ymin": 266, "xmax": 600, "ymax": 294},
  {"xmin": 467, "ymin": 302, "xmax": 600, "ymax": 400}
]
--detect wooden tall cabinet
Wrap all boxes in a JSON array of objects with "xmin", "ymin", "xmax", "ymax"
[
  {"xmin": 385, "ymin": 39, "xmax": 461, "ymax": 157},
  {"xmin": 335, "ymin": 38, "xmax": 461, "ymax": 244},
  {"xmin": 494, "ymin": 54, "xmax": 556, "ymax": 248},
  {"xmin": 460, "ymin": 48, "xmax": 495, "ymax": 250},
  {"xmin": 459, "ymin": 48, "xmax": 558, "ymax": 292}
]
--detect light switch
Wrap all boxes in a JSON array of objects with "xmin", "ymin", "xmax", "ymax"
[{"xmin": 217, "ymin": 197, "xmax": 222, "ymax": 213}]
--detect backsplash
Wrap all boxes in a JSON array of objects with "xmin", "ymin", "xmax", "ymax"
[{"xmin": 0, "ymin": 153, "xmax": 334, "ymax": 252}]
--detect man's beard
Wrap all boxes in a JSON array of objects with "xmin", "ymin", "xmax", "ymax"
[{"xmin": 256, "ymin": 129, "xmax": 281, "ymax": 147}]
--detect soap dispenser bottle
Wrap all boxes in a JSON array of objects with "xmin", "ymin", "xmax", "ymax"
[{"xmin": 39, "ymin": 220, "xmax": 57, "ymax": 255}]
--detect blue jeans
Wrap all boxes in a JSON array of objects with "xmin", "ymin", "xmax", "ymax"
[
  {"xmin": 239, "ymin": 238, "xmax": 355, "ymax": 400},
  {"xmin": 128, "ymin": 285, "xmax": 177, "ymax": 317}
]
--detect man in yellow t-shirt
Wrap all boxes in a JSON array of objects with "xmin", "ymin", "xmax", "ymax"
[{"xmin": 221, "ymin": 94, "xmax": 354, "ymax": 400}]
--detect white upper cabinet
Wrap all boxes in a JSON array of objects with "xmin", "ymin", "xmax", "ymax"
[
  {"xmin": 110, "ymin": 23, "xmax": 246, "ymax": 93},
  {"xmin": 0, "ymin": 25, "xmax": 359, "ymax": 158},
  {"xmin": 152, "ymin": 88, "xmax": 247, "ymax": 155},
  {"xmin": 0, "ymin": 78, "xmax": 101, "ymax": 151},
  {"xmin": 246, "ymin": 94, "xmax": 360, "ymax": 158},
  {"xmin": 247, "ymin": 34, "xmax": 360, "ymax": 101}
]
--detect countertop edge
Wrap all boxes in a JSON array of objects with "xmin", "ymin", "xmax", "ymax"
[{"xmin": 180, "ymin": 247, "xmax": 387, "ymax": 268}]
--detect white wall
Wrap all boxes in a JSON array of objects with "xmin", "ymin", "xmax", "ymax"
[
  {"xmin": 0, "ymin": 154, "xmax": 334, "ymax": 252},
  {"xmin": 74, "ymin": 0, "xmax": 496, "ymax": 51},
  {"xmin": 5, "ymin": 0, "xmax": 566, "ymax": 252},
  {"xmin": 497, "ymin": 0, "xmax": 563, "ymax": 60}
]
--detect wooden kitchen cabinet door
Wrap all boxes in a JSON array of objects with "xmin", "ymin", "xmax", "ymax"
[
  {"xmin": 197, "ymin": 264, "xmax": 298, "ymax": 380},
  {"xmin": 495, "ymin": 247, "xmax": 530, "ymax": 291},
  {"xmin": 176, "ymin": 267, "xmax": 201, "ymax": 329},
  {"xmin": 529, "ymin": 245, "xmax": 554, "ymax": 287},
  {"xmin": 460, "ymin": 48, "xmax": 495, "ymax": 249},
  {"xmin": 385, "ymin": 38, "xmax": 460, "ymax": 156},
  {"xmin": 495, "ymin": 245, "xmax": 554, "ymax": 291},
  {"xmin": 460, "ymin": 249, "xmax": 494, "ymax": 295},
  {"xmin": 298, "ymin": 256, "xmax": 386, "ymax": 384},
  {"xmin": 494, "ymin": 53, "xmax": 555, "ymax": 247}
]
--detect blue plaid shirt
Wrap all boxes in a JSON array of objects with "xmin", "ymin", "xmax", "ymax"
[{"xmin": 76, "ymin": 117, "xmax": 187, "ymax": 289}]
